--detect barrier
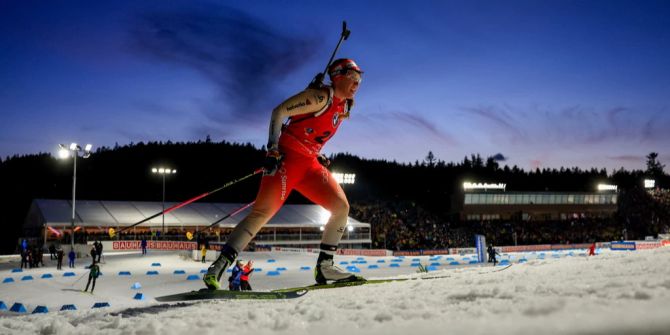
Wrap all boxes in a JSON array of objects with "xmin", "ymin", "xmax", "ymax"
[
  {"xmin": 346, "ymin": 266, "xmax": 361, "ymax": 273},
  {"xmin": 449, "ymin": 261, "xmax": 459, "ymax": 266},
  {"xmin": 300, "ymin": 266, "xmax": 311, "ymax": 271},
  {"xmin": 118, "ymin": 271, "xmax": 131, "ymax": 276},
  {"xmin": 21, "ymin": 276, "xmax": 33, "ymax": 281},
  {"xmin": 3, "ymin": 278, "xmax": 14, "ymax": 283},
  {"xmin": 410, "ymin": 263, "xmax": 420, "ymax": 267},
  {"xmin": 10, "ymin": 303, "xmax": 27, "ymax": 313},
  {"xmin": 146, "ymin": 271, "xmax": 159, "ymax": 276},
  {"xmin": 367, "ymin": 265, "xmax": 379, "ymax": 269},
  {"xmin": 430, "ymin": 262, "xmax": 441, "ymax": 266},
  {"xmin": 63, "ymin": 272, "xmax": 76, "ymax": 277},
  {"xmin": 390, "ymin": 263, "xmax": 400, "ymax": 268},
  {"xmin": 134, "ymin": 293, "xmax": 145, "ymax": 300},
  {"xmin": 41, "ymin": 273, "xmax": 53, "ymax": 279},
  {"xmin": 60, "ymin": 304, "xmax": 77, "ymax": 311},
  {"xmin": 173, "ymin": 270, "xmax": 186, "ymax": 275},
  {"xmin": 151, "ymin": 263, "xmax": 162, "ymax": 267},
  {"xmin": 92, "ymin": 302, "xmax": 110, "ymax": 308},
  {"xmin": 32, "ymin": 306, "xmax": 48, "ymax": 314},
  {"xmin": 446, "ymin": 257, "xmax": 455, "ymax": 261},
  {"xmin": 11, "ymin": 268, "xmax": 22, "ymax": 273},
  {"xmin": 187, "ymin": 275, "xmax": 200, "ymax": 281},
  {"xmin": 131, "ymin": 282, "xmax": 142, "ymax": 289},
  {"xmin": 469, "ymin": 260, "xmax": 478, "ymax": 264},
  {"xmin": 266, "ymin": 271, "xmax": 281, "ymax": 276}
]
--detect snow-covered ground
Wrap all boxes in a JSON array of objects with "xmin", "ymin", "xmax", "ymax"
[{"xmin": 1, "ymin": 247, "xmax": 669, "ymax": 335}]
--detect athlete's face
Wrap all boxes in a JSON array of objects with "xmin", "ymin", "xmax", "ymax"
[{"xmin": 333, "ymin": 70, "xmax": 361, "ymax": 99}]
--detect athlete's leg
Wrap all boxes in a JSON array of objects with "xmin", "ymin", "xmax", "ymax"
[
  {"xmin": 204, "ymin": 152, "xmax": 308, "ymax": 289},
  {"xmin": 295, "ymin": 159, "xmax": 358, "ymax": 283}
]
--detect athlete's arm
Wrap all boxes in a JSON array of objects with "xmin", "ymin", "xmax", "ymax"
[{"xmin": 266, "ymin": 88, "xmax": 330, "ymax": 151}]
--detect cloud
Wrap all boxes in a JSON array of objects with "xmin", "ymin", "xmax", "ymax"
[
  {"xmin": 127, "ymin": 4, "xmax": 321, "ymax": 133},
  {"xmin": 389, "ymin": 111, "xmax": 459, "ymax": 145}
]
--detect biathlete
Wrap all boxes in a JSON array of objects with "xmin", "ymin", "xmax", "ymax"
[{"xmin": 204, "ymin": 59, "xmax": 363, "ymax": 289}]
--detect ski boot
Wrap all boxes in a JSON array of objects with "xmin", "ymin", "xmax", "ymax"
[
  {"xmin": 314, "ymin": 252, "xmax": 365, "ymax": 285},
  {"xmin": 203, "ymin": 245, "xmax": 238, "ymax": 290}
]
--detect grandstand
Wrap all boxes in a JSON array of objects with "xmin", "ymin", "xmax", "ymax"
[{"xmin": 23, "ymin": 199, "xmax": 371, "ymax": 249}]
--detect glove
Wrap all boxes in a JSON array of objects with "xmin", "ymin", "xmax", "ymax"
[
  {"xmin": 263, "ymin": 150, "xmax": 284, "ymax": 176},
  {"xmin": 317, "ymin": 154, "xmax": 330, "ymax": 167}
]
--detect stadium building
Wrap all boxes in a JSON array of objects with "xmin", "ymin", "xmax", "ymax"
[
  {"xmin": 455, "ymin": 183, "xmax": 618, "ymax": 221},
  {"xmin": 24, "ymin": 199, "xmax": 372, "ymax": 249}
]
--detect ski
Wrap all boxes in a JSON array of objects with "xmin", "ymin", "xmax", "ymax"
[
  {"xmin": 272, "ymin": 274, "xmax": 453, "ymax": 293},
  {"xmin": 155, "ymin": 288, "xmax": 307, "ymax": 302}
]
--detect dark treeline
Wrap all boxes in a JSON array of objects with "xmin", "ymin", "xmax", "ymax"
[{"xmin": 1, "ymin": 139, "xmax": 668, "ymax": 254}]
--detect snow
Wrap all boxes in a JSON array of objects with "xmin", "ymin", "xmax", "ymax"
[{"xmin": 1, "ymin": 247, "xmax": 670, "ymax": 335}]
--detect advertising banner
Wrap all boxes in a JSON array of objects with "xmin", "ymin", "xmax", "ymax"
[{"xmin": 610, "ymin": 241, "xmax": 636, "ymax": 251}]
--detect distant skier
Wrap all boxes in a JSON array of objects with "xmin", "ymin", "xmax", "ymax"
[
  {"xmin": 83, "ymin": 261, "xmax": 101, "ymax": 294},
  {"xmin": 240, "ymin": 260, "xmax": 254, "ymax": 291},
  {"xmin": 68, "ymin": 248, "xmax": 76, "ymax": 268},
  {"xmin": 588, "ymin": 242, "xmax": 596, "ymax": 256},
  {"xmin": 488, "ymin": 245, "xmax": 500, "ymax": 266},
  {"xmin": 201, "ymin": 245, "xmax": 207, "ymax": 263},
  {"xmin": 204, "ymin": 58, "xmax": 364, "ymax": 289}
]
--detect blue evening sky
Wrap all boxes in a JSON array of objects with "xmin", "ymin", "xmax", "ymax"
[{"xmin": 1, "ymin": 0, "xmax": 669, "ymax": 171}]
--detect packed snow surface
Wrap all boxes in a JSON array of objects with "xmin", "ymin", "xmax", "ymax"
[{"xmin": 1, "ymin": 247, "xmax": 669, "ymax": 335}]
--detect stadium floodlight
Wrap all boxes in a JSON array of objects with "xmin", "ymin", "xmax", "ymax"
[
  {"xmin": 597, "ymin": 184, "xmax": 618, "ymax": 192},
  {"xmin": 332, "ymin": 172, "xmax": 356, "ymax": 184},
  {"xmin": 463, "ymin": 182, "xmax": 506, "ymax": 191},
  {"xmin": 56, "ymin": 142, "xmax": 93, "ymax": 252},
  {"xmin": 347, "ymin": 225, "xmax": 354, "ymax": 232},
  {"xmin": 151, "ymin": 166, "xmax": 177, "ymax": 239},
  {"xmin": 644, "ymin": 179, "xmax": 656, "ymax": 189}
]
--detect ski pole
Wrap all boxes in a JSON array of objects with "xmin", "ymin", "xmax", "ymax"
[
  {"xmin": 308, "ymin": 21, "xmax": 351, "ymax": 89},
  {"xmin": 196, "ymin": 200, "xmax": 256, "ymax": 234},
  {"xmin": 113, "ymin": 168, "xmax": 263, "ymax": 236},
  {"xmin": 70, "ymin": 271, "xmax": 88, "ymax": 287}
]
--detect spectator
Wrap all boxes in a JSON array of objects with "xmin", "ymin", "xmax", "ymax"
[
  {"xmin": 95, "ymin": 240, "xmax": 103, "ymax": 263},
  {"xmin": 240, "ymin": 260, "xmax": 254, "ymax": 291},
  {"xmin": 68, "ymin": 248, "xmax": 76, "ymax": 268},
  {"xmin": 201, "ymin": 245, "xmax": 207, "ymax": 263},
  {"xmin": 228, "ymin": 260, "xmax": 243, "ymax": 291},
  {"xmin": 140, "ymin": 237, "xmax": 148, "ymax": 255},
  {"xmin": 56, "ymin": 247, "xmax": 64, "ymax": 270}
]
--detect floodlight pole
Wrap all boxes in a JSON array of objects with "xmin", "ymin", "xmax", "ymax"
[
  {"xmin": 161, "ymin": 172, "xmax": 166, "ymax": 240},
  {"xmin": 70, "ymin": 152, "xmax": 77, "ymax": 253}
]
